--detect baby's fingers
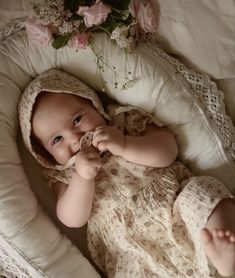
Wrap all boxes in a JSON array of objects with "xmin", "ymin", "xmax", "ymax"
[
  {"xmin": 76, "ymin": 156, "xmax": 102, "ymax": 179},
  {"xmin": 93, "ymin": 130, "xmax": 109, "ymax": 148},
  {"xmin": 81, "ymin": 146, "xmax": 99, "ymax": 156},
  {"xmin": 96, "ymin": 140, "xmax": 108, "ymax": 152},
  {"xmin": 89, "ymin": 157, "xmax": 102, "ymax": 169},
  {"xmin": 85, "ymin": 149, "xmax": 100, "ymax": 159}
]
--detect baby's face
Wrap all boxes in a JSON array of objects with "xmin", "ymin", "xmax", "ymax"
[{"xmin": 32, "ymin": 92, "xmax": 105, "ymax": 165}]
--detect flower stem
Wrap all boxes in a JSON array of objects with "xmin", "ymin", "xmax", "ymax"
[{"xmin": 94, "ymin": 25, "xmax": 111, "ymax": 35}]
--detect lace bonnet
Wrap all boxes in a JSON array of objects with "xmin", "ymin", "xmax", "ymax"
[{"xmin": 18, "ymin": 69, "xmax": 110, "ymax": 170}]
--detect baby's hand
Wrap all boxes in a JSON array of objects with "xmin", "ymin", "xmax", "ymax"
[
  {"xmin": 92, "ymin": 125, "xmax": 125, "ymax": 156},
  {"xmin": 75, "ymin": 146, "xmax": 102, "ymax": 180}
]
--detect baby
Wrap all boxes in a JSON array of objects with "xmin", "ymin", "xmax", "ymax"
[{"xmin": 19, "ymin": 69, "xmax": 235, "ymax": 277}]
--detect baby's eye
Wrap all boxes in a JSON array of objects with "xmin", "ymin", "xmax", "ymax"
[
  {"xmin": 52, "ymin": 136, "xmax": 62, "ymax": 145},
  {"xmin": 73, "ymin": 115, "xmax": 82, "ymax": 125}
]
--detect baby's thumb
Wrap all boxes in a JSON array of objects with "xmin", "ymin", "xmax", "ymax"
[{"xmin": 97, "ymin": 141, "xmax": 108, "ymax": 152}]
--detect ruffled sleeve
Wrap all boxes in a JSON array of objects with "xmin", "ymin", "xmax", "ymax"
[
  {"xmin": 43, "ymin": 168, "xmax": 73, "ymax": 187},
  {"xmin": 107, "ymin": 103, "xmax": 164, "ymax": 136}
]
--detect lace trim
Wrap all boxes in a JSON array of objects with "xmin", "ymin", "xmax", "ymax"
[
  {"xmin": 0, "ymin": 231, "xmax": 45, "ymax": 278},
  {"xmin": 147, "ymin": 43, "xmax": 235, "ymax": 161}
]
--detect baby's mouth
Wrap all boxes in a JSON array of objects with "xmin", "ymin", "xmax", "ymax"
[
  {"xmin": 74, "ymin": 131, "xmax": 95, "ymax": 155},
  {"xmin": 64, "ymin": 131, "xmax": 95, "ymax": 169}
]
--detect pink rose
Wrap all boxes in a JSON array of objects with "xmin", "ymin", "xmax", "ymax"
[
  {"xmin": 129, "ymin": 0, "xmax": 157, "ymax": 33},
  {"xmin": 77, "ymin": 0, "xmax": 111, "ymax": 28},
  {"xmin": 25, "ymin": 20, "xmax": 52, "ymax": 45},
  {"xmin": 68, "ymin": 33, "xmax": 89, "ymax": 49}
]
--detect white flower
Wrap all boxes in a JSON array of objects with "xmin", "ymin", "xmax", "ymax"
[
  {"xmin": 36, "ymin": 5, "xmax": 63, "ymax": 26},
  {"xmin": 111, "ymin": 25, "xmax": 134, "ymax": 50},
  {"xmin": 35, "ymin": 0, "xmax": 71, "ymax": 28},
  {"xmin": 59, "ymin": 21, "xmax": 74, "ymax": 34},
  {"xmin": 73, "ymin": 20, "xmax": 82, "ymax": 28}
]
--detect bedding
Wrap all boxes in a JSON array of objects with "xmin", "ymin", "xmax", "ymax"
[
  {"xmin": 154, "ymin": 0, "xmax": 235, "ymax": 79},
  {"xmin": 17, "ymin": 69, "xmax": 234, "ymax": 277},
  {"xmin": 0, "ymin": 1, "xmax": 234, "ymax": 277}
]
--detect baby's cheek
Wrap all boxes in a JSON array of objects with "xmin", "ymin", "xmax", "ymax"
[{"xmin": 54, "ymin": 148, "xmax": 71, "ymax": 165}]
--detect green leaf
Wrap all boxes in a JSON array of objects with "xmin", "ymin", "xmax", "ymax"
[
  {"xmin": 103, "ymin": 0, "xmax": 130, "ymax": 10},
  {"xmin": 52, "ymin": 34, "xmax": 71, "ymax": 49},
  {"xmin": 101, "ymin": 15, "xmax": 116, "ymax": 31},
  {"xmin": 64, "ymin": 0, "xmax": 79, "ymax": 11},
  {"xmin": 70, "ymin": 13, "xmax": 82, "ymax": 21},
  {"xmin": 118, "ymin": 0, "xmax": 130, "ymax": 10},
  {"xmin": 119, "ymin": 10, "xmax": 130, "ymax": 20}
]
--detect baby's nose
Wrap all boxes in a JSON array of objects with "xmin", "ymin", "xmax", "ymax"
[{"xmin": 69, "ymin": 133, "xmax": 81, "ymax": 152}]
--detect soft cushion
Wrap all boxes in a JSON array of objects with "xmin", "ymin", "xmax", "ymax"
[
  {"xmin": 0, "ymin": 32, "xmax": 100, "ymax": 277},
  {"xmin": 0, "ymin": 28, "xmax": 235, "ymax": 276},
  {"xmin": 153, "ymin": 0, "xmax": 235, "ymax": 79}
]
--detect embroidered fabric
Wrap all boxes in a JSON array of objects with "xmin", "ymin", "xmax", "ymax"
[{"xmin": 147, "ymin": 43, "xmax": 235, "ymax": 161}]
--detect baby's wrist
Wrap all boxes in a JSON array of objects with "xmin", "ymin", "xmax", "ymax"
[
  {"xmin": 114, "ymin": 135, "xmax": 126, "ymax": 157},
  {"xmin": 121, "ymin": 134, "xmax": 126, "ymax": 154}
]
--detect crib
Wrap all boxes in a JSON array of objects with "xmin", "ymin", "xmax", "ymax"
[{"xmin": 0, "ymin": 0, "xmax": 235, "ymax": 277}]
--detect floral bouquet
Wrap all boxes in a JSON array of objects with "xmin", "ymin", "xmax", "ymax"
[{"xmin": 25, "ymin": 0, "xmax": 157, "ymax": 52}]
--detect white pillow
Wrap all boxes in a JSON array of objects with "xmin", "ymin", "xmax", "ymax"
[
  {"xmin": 0, "ymin": 29, "xmax": 235, "ymax": 276},
  {"xmin": 152, "ymin": 0, "xmax": 235, "ymax": 79},
  {"xmin": 58, "ymin": 33, "xmax": 235, "ymax": 192}
]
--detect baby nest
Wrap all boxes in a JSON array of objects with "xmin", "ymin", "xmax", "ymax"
[{"xmin": 0, "ymin": 27, "xmax": 235, "ymax": 277}]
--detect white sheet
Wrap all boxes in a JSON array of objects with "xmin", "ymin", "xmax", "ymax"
[{"xmin": 0, "ymin": 0, "xmax": 39, "ymax": 29}]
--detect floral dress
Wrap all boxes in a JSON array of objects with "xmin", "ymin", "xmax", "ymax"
[{"xmin": 46, "ymin": 105, "xmax": 232, "ymax": 278}]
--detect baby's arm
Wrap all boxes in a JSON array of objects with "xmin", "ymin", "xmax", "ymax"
[
  {"xmin": 124, "ymin": 124, "xmax": 178, "ymax": 167},
  {"xmin": 52, "ymin": 146, "xmax": 101, "ymax": 228},
  {"xmin": 93, "ymin": 124, "xmax": 178, "ymax": 168},
  {"xmin": 54, "ymin": 173, "xmax": 95, "ymax": 228}
]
